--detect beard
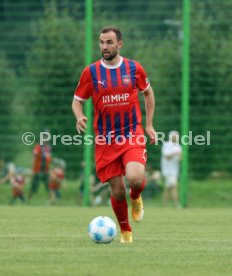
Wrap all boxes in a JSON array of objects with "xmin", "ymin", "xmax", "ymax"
[{"xmin": 102, "ymin": 50, "xmax": 118, "ymax": 61}]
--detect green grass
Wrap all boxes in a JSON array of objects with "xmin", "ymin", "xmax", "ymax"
[{"xmin": 0, "ymin": 206, "xmax": 232, "ymax": 276}]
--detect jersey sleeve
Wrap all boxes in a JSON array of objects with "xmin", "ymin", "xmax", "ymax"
[
  {"xmin": 74, "ymin": 67, "xmax": 93, "ymax": 101},
  {"xmin": 136, "ymin": 62, "xmax": 150, "ymax": 93}
]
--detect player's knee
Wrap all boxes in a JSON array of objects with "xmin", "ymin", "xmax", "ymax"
[
  {"xmin": 110, "ymin": 188, "xmax": 126, "ymax": 201},
  {"xmin": 127, "ymin": 174, "xmax": 144, "ymax": 189}
]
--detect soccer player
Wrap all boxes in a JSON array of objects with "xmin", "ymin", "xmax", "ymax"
[
  {"xmin": 49, "ymin": 159, "xmax": 65, "ymax": 204},
  {"xmin": 72, "ymin": 26, "xmax": 156, "ymax": 243},
  {"xmin": 0, "ymin": 163, "xmax": 26, "ymax": 204},
  {"xmin": 10, "ymin": 171, "xmax": 26, "ymax": 204},
  {"xmin": 28, "ymin": 140, "xmax": 52, "ymax": 200},
  {"xmin": 161, "ymin": 131, "xmax": 182, "ymax": 208}
]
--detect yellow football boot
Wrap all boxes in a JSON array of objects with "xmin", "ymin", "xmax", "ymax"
[
  {"xmin": 131, "ymin": 195, "xmax": 144, "ymax": 222},
  {"xmin": 120, "ymin": 231, "xmax": 133, "ymax": 243}
]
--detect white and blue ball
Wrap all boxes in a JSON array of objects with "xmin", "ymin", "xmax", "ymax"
[{"xmin": 88, "ymin": 216, "xmax": 117, "ymax": 244}]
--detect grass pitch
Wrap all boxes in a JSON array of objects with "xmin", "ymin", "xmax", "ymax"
[{"xmin": 0, "ymin": 206, "xmax": 232, "ymax": 276}]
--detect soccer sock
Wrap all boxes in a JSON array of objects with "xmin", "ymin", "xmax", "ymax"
[
  {"xmin": 110, "ymin": 196, "xmax": 132, "ymax": 233},
  {"xmin": 130, "ymin": 178, "xmax": 146, "ymax": 200}
]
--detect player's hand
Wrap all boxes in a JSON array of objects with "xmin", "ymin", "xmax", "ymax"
[
  {"xmin": 76, "ymin": 116, "xmax": 88, "ymax": 134},
  {"xmin": 145, "ymin": 125, "xmax": 156, "ymax": 145}
]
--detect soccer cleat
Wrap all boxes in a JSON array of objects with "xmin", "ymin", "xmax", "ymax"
[
  {"xmin": 131, "ymin": 195, "xmax": 144, "ymax": 222},
  {"xmin": 120, "ymin": 231, "xmax": 133, "ymax": 243}
]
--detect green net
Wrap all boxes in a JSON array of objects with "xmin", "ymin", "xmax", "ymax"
[{"xmin": 0, "ymin": 0, "xmax": 231, "ymax": 181}]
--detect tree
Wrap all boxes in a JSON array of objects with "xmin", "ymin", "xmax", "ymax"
[
  {"xmin": 189, "ymin": 2, "xmax": 232, "ymax": 177},
  {"xmin": 26, "ymin": 1, "xmax": 84, "ymax": 176},
  {"xmin": 0, "ymin": 51, "xmax": 19, "ymax": 161}
]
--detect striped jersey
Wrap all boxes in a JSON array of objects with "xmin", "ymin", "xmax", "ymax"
[{"xmin": 74, "ymin": 56, "xmax": 150, "ymax": 140}]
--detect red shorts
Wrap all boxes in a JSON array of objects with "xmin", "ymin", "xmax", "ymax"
[
  {"xmin": 49, "ymin": 182, "xmax": 60, "ymax": 190},
  {"xmin": 13, "ymin": 188, "xmax": 23, "ymax": 197},
  {"xmin": 96, "ymin": 141, "xmax": 147, "ymax": 183}
]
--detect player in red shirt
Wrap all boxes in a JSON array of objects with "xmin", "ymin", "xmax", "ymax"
[
  {"xmin": 0, "ymin": 163, "xmax": 25, "ymax": 204},
  {"xmin": 72, "ymin": 26, "xmax": 156, "ymax": 243},
  {"xmin": 10, "ymin": 173, "xmax": 25, "ymax": 204},
  {"xmin": 28, "ymin": 142, "xmax": 52, "ymax": 200},
  {"xmin": 49, "ymin": 159, "xmax": 65, "ymax": 204}
]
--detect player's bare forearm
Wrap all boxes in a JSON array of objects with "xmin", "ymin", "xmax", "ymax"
[
  {"xmin": 72, "ymin": 99, "xmax": 88, "ymax": 134},
  {"xmin": 143, "ymin": 85, "xmax": 156, "ymax": 144},
  {"xmin": 72, "ymin": 99, "xmax": 85, "ymax": 120},
  {"xmin": 144, "ymin": 85, "xmax": 155, "ymax": 126}
]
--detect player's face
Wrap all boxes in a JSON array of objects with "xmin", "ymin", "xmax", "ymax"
[
  {"xmin": 171, "ymin": 134, "xmax": 179, "ymax": 143},
  {"xmin": 99, "ymin": 31, "xmax": 122, "ymax": 61}
]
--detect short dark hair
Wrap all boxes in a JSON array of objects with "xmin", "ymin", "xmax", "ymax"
[{"xmin": 100, "ymin": 26, "xmax": 122, "ymax": 41}]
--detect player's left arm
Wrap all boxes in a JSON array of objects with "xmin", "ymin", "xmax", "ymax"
[{"xmin": 143, "ymin": 85, "xmax": 156, "ymax": 144}]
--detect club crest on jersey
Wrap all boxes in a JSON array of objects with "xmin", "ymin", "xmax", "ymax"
[{"xmin": 122, "ymin": 75, "xmax": 131, "ymax": 85}]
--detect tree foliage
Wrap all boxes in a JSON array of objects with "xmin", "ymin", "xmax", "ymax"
[
  {"xmin": 26, "ymin": 1, "xmax": 84, "ymax": 176},
  {"xmin": 0, "ymin": 52, "xmax": 19, "ymax": 161}
]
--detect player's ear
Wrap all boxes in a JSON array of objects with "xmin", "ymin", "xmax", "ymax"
[{"xmin": 118, "ymin": 40, "xmax": 123, "ymax": 49}]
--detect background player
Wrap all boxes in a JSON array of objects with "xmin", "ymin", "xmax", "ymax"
[
  {"xmin": 28, "ymin": 135, "xmax": 52, "ymax": 200},
  {"xmin": 161, "ymin": 131, "xmax": 182, "ymax": 208},
  {"xmin": 0, "ymin": 163, "xmax": 26, "ymax": 204},
  {"xmin": 72, "ymin": 26, "xmax": 156, "ymax": 243},
  {"xmin": 10, "ymin": 169, "xmax": 26, "ymax": 204},
  {"xmin": 49, "ymin": 158, "xmax": 65, "ymax": 204}
]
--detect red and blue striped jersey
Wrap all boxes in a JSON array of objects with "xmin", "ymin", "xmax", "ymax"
[{"xmin": 74, "ymin": 57, "xmax": 150, "ymax": 140}]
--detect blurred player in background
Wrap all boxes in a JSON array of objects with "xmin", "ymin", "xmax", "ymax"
[
  {"xmin": 161, "ymin": 131, "xmax": 182, "ymax": 208},
  {"xmin": 28, "ymin": 134, "xmax": 52, "ymax": 200},
  {"xmin": 49, "ymin": 158, "xmax": 65, "ymax": 204},
  {"xmin": 91, "ymin": 181, "xmax": 110, "ymax": 206},
  {"xmin": 0, "ymin": 163, "xmax": 26, "ymax": 204},
  {"xmin": 72, "ymin": 26, "xmax": 155, "ymax": 243},
  {"xmin": 10, "ymin": 168, "xmax": 26, "ymax": 204}
]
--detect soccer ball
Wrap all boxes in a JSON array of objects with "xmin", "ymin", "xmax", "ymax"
[{"xmin": 88, "ymin": 216, "xmax": 117, "ymax": 244}]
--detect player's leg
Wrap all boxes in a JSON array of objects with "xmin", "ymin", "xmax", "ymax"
[
  {"xmin": 123, "ymin": 147, "xmax": 146, "ymax": 223},
  {"xmin": 170, "ymin": 185, "xmax": 179, "ymax": 208},
  {"xmin": 28, "ymin": 173, "xmax": 40, "ymax": 199},
  {"xmin": 162, "ymin": 177, "xmax": 170, "ymax": 206},
  {"xmin": 55, "ymin": 189, "xmax": 61, "ymax": 199},
  {"xmin": 96, "ymin": 145, "xmax": 132, "ymax": 242},
  {"xmin": 167, "ymin": 175, "xmax": 179, "ymax": 208},
  {"xmin": 126, "ymin": 161, "xmax": 146, "ymax": 198},
  {"xmin": 43, "ymin": 173, "xmax": 49, "ymax": 193},
  {"xmin": 162, "ymin": 187, "xmax": 169, "ymax": 206},
  {"xmin": 19, "ymin": 193, "xmax": 25, "ymax": 203},
  {"xmin": 49, "ymin": 189, "xmax": 56, "ymax": 203},
  {"xmin": 126, "ymin": 161, "xmax": 146, "ymax": 222},
  {"xmin": 109, "ymin": 175, "xmax": 132, "ymax": 243}
]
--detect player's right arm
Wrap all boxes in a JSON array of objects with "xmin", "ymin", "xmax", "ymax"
[
  {"xmin": 72, "ymin": 66, "xmax": 93, "ymax": 134},
  {"xmin": 72, "ymin": 99, "xmax": 88, "ymax": 134}
]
